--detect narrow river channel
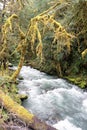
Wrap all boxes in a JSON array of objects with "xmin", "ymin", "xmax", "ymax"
[{"xmin": 17, "ymin": 66, "xmax": 87, "ymax": 130}]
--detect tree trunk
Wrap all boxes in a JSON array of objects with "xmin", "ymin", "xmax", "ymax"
[{"xmin": 0, "ymin": 89, "xmax": 57, "ymax": 130}]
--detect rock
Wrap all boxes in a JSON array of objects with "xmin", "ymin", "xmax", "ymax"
[
  {"xmin": 19, "ymin": 94, "xmax": 28, "ymax": 101},
  {"xmin": 8, "ymin": 63, "xmax": 13, "ymax": 67},
  {"xmin": 18, "ymin": 76, "xmax": 24, "ymax": 80}
]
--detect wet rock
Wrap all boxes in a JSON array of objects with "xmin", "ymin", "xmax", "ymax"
[
  {"xmin": 18, "ymin": 76, "xmax": 24, "ymax": 80},
  {"xmin": 19, "ymin": 94, "xmax": 28, "ymax": 101},
  {"xmin": 8, "ymin": 63, "xmax": 13, "ymax": 67}
]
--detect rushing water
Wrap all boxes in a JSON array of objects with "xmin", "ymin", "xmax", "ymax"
[{"xmin": 17, "ymin": 66, "xmax": 87, "ymax": 130}]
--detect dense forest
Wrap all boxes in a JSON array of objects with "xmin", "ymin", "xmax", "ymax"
[{"xmin": 0, "ymin": 0, "xmax": 87, "ymax": 129}]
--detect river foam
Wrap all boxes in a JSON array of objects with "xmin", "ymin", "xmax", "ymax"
[
  {"xmin": 53, "ymin": 119, "xmax": 82, "ymax": 130},
  {"xmin": 17, "ymin": 66, "xmax": 87, "ymax": 130}
]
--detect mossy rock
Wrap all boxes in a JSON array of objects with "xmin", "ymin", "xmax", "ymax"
[
  {"xmin": 65, "ymin": 76, "xmax": 87, "ymax": 89},
  {"xmin": 19, "ymin": 94, "xmax": 28, "ymax": 101}
]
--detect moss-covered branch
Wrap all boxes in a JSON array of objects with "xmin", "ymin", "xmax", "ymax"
[{"xmin": 0, "ymin": 89, "xmax": 57, "ymax": 130}]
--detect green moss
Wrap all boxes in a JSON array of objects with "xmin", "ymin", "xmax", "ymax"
[
  {"xmin": 11, "ymin": 83, "xmax": 18, "ymax": 93},
  {"xmin": 80, "ymin": 81, "xmax": 86, "ymax": 88},
  {"xmin": 1, "ymin": 109, "xmax": 9, "ymax": 121},
  {"xmin": 0, "ymin": 108, "xmax": 9, "ymax": 125},
  {"xmin": 0, "ymin": 89, "xmax": 34, "ymax": 124},
  {"xmin": 0, "ymin": 76, "xmax": 21, "ymax": 104},
  {"xmin": 65, "ymin": 75, "xmax": 87, "ymax": 89}
]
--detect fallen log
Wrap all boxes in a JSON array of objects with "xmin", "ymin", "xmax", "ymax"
[{"xmin": 0, "ymin": 89, "xmax": 57, "ymax": 130}]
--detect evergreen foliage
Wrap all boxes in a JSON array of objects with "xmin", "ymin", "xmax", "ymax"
[
  {"xmin": 0, "ymin": 0, "xmax": 87, "ymax": 128},
  {"xmin": 0, "ymin": 0, "xmax": 87, "ymax": 84}
]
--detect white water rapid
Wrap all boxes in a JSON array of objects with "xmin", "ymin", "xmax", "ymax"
[{"xmin": 17, "ymin": 66, "xmax": 87, "ymax": 130}]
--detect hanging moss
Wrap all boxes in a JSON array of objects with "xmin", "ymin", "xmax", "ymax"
[{"xmin": 1, "ymin": 0, "xmax": 87, "ymax": 85}]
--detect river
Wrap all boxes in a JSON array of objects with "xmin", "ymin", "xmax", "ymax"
[{"xmin": 17, "ymin": 66, "xmax": 87, "ymax": 130}]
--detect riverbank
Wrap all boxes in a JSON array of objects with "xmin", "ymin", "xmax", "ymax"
[
  {"xmin": 0, "ymin": 68, "xmax": 57, "ymax": 130},
  {"xmin": 0, "ymin": 68, "xmax": 30, "ymax": 129},
  {"xmin": 26, "ymin": 60, "xmax": 87, "ymax": 89}
]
